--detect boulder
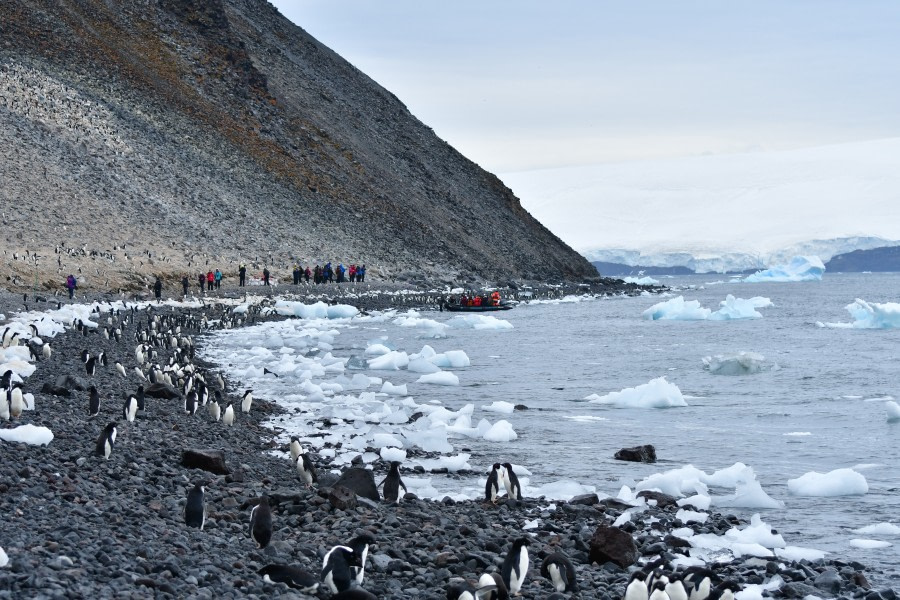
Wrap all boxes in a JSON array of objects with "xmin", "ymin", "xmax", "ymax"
[
  {"xmin": 569, "ymin": 493, "xmax": 600, "ymax": 506},
  {"xmin": 589, "ymin": 523, "xmax": 639, "ymax": 568},
  {"xmin": 636, "ymin": 490, "xmax": 678, "ymax": 509},
  {"xmin": 144, "ymin": 382, "xmax": 182, "ymax": 399},
  {"xmin": 614, "ymin": 444, "xmax": 657, "ymax": 463},
  {"xmin": 56, "ymin": 374, "xmax": 89, "ymax": 391},
  {"xmin": 333, "ymin": 467, "xmax": 379, "ymax": 502},
  {"xmin": 814, "ymin": 569, "xmax": 842, "ymax": 594},
  {"xmin": 328, "ymin": 485, "xmax": 358, "ymax": 511},
  {"xmin": 40, "ymin": 382, "xmax": 70, "ymax": 397},
  {"xmin": 181, "ymin": 449, "xmax": 229, "ymax": 474}
]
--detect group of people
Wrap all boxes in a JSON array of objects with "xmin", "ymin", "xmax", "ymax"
[
  {"xmin": 293, "ymin": 263, "xmax": 366, "ymax": 285},
  {"xmin": 182, "ymin": 269, "xmax": 223, "ymax": 296},
  {"xmin": 452, "ymin": 291, "xmax": 502, "ymax": 307}
]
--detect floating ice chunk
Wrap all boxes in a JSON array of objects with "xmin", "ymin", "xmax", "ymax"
[
  {"xmin": 775, "ymin": 546, "xmax": 828, "ymax": 562},
  {"xmin": 368, "ymin": 351, "xmax": 409, "ymax": 370},
  {"xmin": 643, "ymin": 296, "xmax": 710, "ymax": 320},
  {"xmin": 744, "ymin": 256, "xmax": 826, "ymax": 283},
  {"xmin": 531, "ymin": 480, "xmax": 598, "ymax": 501},
  {"xmin": 380, "ymin": 382, "xmax": 408, "ymax": 396},
  {"xmin": 430, "ymin": 350, "xmax": 471, "ymax": 368},
  {"xmin": 447, "ymin": 315, "xmax": 513, "ymax": 330},
  {"xmin": 853, "ymin": 522, "xmax": 900, "ymax": 535},
  {"xmin": 275, "ymin": 300, "xmax": 358, "ymax": 319},
  {"xmin": 850, "ymin": 539, "xmax": 892, "ymax": 549},
  {"xmin": 0, "ymin": 424, "xmax": 53, "ymax": 446},
  {"xmin": 676, "ymin": 509, "xmax": 708, "ymax": 524},
  {"xmin": 364, "ymin": 343, "xmax": 392, "ymax": 357},
  {"xmin": 379, "ymin": 447, "xmax": 406, "ymax": 462},
  {"xmin": 702, "ymin": 352, "xmax": 768, "ymax": 375},
  {"xmin": 482, "ymin": 401, "xmax": 516, "ymax": 414},
  {"xmin": 417, "ymin": 453, "xmax": 472, "ymax": 472},
  {"xmin": 408, "ymin": 358, "xmax": 441, "ymax": 374},
  {"xmin": 887, "ymin": 401, "xmax": 900, "ymax": 422},
  {"xmin": 622, "ymin": 276, "xmax": 660, "ymax": 285},
  {"xmin": 820, "ymin": 299, "xmax": 900, "ymax": 329},
  {"xmin": 587, "ymin": 377, "xmax": 687, "ymax": 409},
  {"xmin": 636, "ymin": 463, "xmax": 782, "ymax": 509},
  {"xmin": 483, "ymin": 420, "xmax": 518, "ymax": 442},
  {"xmin": 709, "ymin": 295, "xmax": 773, "ymax": 320},
  {"xmin": 677, "ymin": 494, "xmax": 711, "ymax": 510},
  {"xmin": 416, "ymin": 371, "xmax": 460, "ymax": 386},
  {"xmin": 788, "ymin": 468, "xmax": 868, "ymax": 496},
  {"xmin": 784, "ymin": 432, "xmax": 812, "ymax": 436}
]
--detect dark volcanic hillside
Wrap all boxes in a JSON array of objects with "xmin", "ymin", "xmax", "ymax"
[{"xmin": 0, "ymin": 0, "xmax": 597, "ymax": 291}]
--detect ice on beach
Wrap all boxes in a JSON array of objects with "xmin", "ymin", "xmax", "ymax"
[
  {"xmin": 854, "ymin": 523, "xmax": 900, "ymax": 535},
  {"xmin": 379, "ymin": 447, "xmax": 407, "ymax": 462},
  {"xmin": 676, "ymin": 509, "xmax": 708, "ymax": 524},
  {"xmin": 622, "ymin": 276, "xmax": 660, "ymax": 285},
  {"xmin": 447, "ymin": 315, "xmax": 513, "ymax": 330},
  {"xmin": 416, "ymin": 371, "xmax": 460, "ymax": 386},
  {"xmin": 775, "ymin": 546, "xmax": 828, "ymax": 562},
  {"xmin": 735, "ymin": 575, "xmax": 784, "ymax": 600},
  {"xmin": 0, "ymin": 547, "xmax": 7, "ymax": 568},
  {"xmin": 685, "ymin": 515, "xmax": 786, "ymax": 563},
  {"xmin": 530, "ymin": 480, "xmax": 597, "ymax": 501},
  {"xmin": 416, "ymin": 453, "xmax": 472, "ymax": 472},
  {"xmin": 483, "ymin": 419, "xmax": 517, "ymax": 442},
  {"xmin": 886, "ymin": 401, "xmax": 900, "ymax": 422},
  {"xmin": 372, "ymin": 433, "xmax": 403, "ymax": 448},
  {"xmin": 643, "ymin": 295, "xmax": 772, "ymax": 320},
  {"xmin": 0, "ymin": 424, "xmax": 53, "ymax": 446},
  {"xmin": 274, "ymin": 300, "xmax": 358, "ymax": 319},
  {"xmin": 820, "ymin": 298, "xmax": 900, "ymax": 329},
  {"xmin": 787, "ymin": 468, "xmax": 868, "ymax": 496},
  {"xmin": 482, "ymin": 401, "xmax": 516, "ymax": 414},
  {"xmin": 849, "ymin": 539, "xmax": 892, "ymax": 549},
  {"xmin": 587, "ymin": 377, "xmax": 687, "ymax": 409},
  {"xmin": 636, "ymin": 463, "xmax": 782, "ymax": 509},
  {"xmin": 367, "ymin": 351, "xmax": 409, "ymax": 370},
  {"xmin": 744, "ymin": 256, "xmax": 826, "ymax": 283},
  {"xmin": 380, "ymin": 381, "xmax": 408, "ymax": 396},
  {"xmin": 677, "ymin": 494, "xmax": 711, "ymax": 510},
  {"xmin": 702, "ymin": 352, "xmax": 768, "ymax": 375}
]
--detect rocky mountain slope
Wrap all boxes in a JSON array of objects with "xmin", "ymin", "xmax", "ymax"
[{"xmin": 0, "ymin": 0, "xmax": 597, "ymax": 292}]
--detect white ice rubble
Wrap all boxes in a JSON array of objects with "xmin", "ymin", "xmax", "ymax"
[
  {"xmin": 818, "ymin": 299, "xmax": 900, "ymax": 329},
  {"xmin": 0, "ymin": 424, "xmax": 54, "ymax": 446},
  {"xmin": 702, "ymin": 352, "xmax": 769, "ymax": 375},
  {"xmin": 643, "ymin": 295, "xmax": 773, "ymax": 321},
  {"xmin": 630, "ymin": 462, "xmax": 783, "ymax": 509},
  {"xmin": 743, "ymin": 256, "xmax": 825, "ymax": 283},
  {"xmin": 586, "ymin": 377, "xmax": 687, "ymax": 409},
  {"xmin": 787, "ymin": 468, "xmax": 869, "ymax": 497}
]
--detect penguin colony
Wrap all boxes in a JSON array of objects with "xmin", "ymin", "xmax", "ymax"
[{"xmin": 0, "ymin": 299, "xmax": 853, "ymax": 599}]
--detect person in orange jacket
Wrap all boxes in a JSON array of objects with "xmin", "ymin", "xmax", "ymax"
[{"xmin": 491, "ymin": 291, "xmax": 501, "ymax": 306}]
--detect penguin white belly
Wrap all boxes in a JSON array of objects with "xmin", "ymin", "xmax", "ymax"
[{"xmin": 509, "ymin": 550, "xmax": 528, "ymax": 595}]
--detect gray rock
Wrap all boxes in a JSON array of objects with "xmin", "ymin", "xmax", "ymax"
[
  {"xmin": 589, "ymin": 523, "xmax": 639, "ymax": 568},
  {"xmin": 180, "ymin": 449, "xmax": 229, "ymax": 474},
  {"xmin": 614, "ymin": 444, "xmax": 657, "ymax": 463},
  {"xmin": 333, "ymin": 467, "xmax": 379, "ymax": 502}
]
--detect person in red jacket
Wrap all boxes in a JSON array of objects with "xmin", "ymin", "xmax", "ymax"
[{"xmin": 207, "ymin": 270, "xmax": 214, "ymax": 291}]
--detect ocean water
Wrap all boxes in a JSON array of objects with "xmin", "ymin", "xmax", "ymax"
[{"xmin": 200, "ymin": 273, "xmax": 900, "ymax": 585}]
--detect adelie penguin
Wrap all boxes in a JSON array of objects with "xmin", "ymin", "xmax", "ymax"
[
  {"xmin": 9, "ymin": 384, "xmax": 25, "ymax": 419},
  {"xmin": 223, "ymin": 402, "xmax": 235, "ymax": 426},
  {"xmin": 501, "ymin": 463, "xmax": 522, "ymax": 501},
  {"xmin": 500, "ymin": 537, "xmax": 530, "ymax": 596},
  {"xmin": 347, "ymin": 533, "xmax": 375, "ymax": 586},
  {"xmin": 682, "ymin": 567, "xmax": 717, "ymax": 600},
  {"xmin": 295, "ymin": 451, "xmax": 318, "ymax": 489},
  {"xmin": 184, "ymin": 482, "xmax": 207, "ymax": 530},
  {"xmin": 115, "ymin": 361, "xmax": 126, "ymax": 378},
  {"xmin": 249, "ymin": 496, "xmax": 273, "ymax": 549},
  {"xmin": 258, "ymin": 564, "xmax": 318, "ymax": 592},
  {"xmin": 95, "ymin": 422, "xmax": 118, "ymax": 459},
  {"xmin": 241, "ymin": 389, "xmax": 253, "ymax": 414},
  {"xmin": 625, "ymin": 571, "xmax": 650, "ymax": 600},
  {"xmin": 485, "ymin": 463, "xmax": 502, "ymax": 503},
  {"xmin": 379, "ymin": 461, "xmax": 407, "ymax": 503},
  {"xmin": 540, "ymin": 552, "xmax": 578, "ymax": 594},
  {"xmin": 708, "ymin": 581, "xmax": 741, "ymax": 600},
  {"xmin": 85, "ymin": 355, "xmax": 97, "ymax": 376},
  {"xmin": 477, "ymin": 572, "xmax": 508, "ymax": 600},
  {"xmin": 185, "ymin": 390, "xmax": 198, "ymax": 415},
  {"xmin": 209, "ymin": 397, "xmax": 221, "ymax": 422},
  {"xmin": 321, "ymin": 545, "xmax": 358, "ymax": 594},
  {"xmin": 290, "ymin": 435, "xmax": 302, "ymax": 464},
  {"xmin": 649, "ymin": 580, "xmax": 672, "ymax": 600},
  {"xmin": 136, "ymin": 385, "xmax": 146, "ymax": 411},
  {"xmin": 122, "ymin": 394, "xmax": 138, "ymax": 423}
]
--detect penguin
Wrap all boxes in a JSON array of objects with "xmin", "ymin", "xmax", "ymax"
[
  {"xmin": 501, "ymin": 463, "xmax": 522, "ymax": 500},
  {"xmin": 98, "ymin": 351, "xmax": 108, "ymax": 367},
  {"xmin": 477, "ymin": 572, "xmax": 508, "ymax": 600},
  {"xmin": 223, "ymin": 402, "xmax": 235, "ymax": 426},
  {"xmin": 258, "ymin": 564, "xmax": 319, "ymax": 592},
  {"xmin": 241, "ymin": 389, "xmax": 253, "ymax": 413},
  {"xmin": 625, "ymin": 571, "xmax": 650, "ymax": 600},
  {"xmin": 95, "ymin": 422, "xmax": 118, "ymax": 459},
  {"xmin": 540, "ymin": 552, "xmax": 578, "ymax": 593},
  {"xmin": 379, "ymin": 461, "xmax": 407, "ymax": 503},
  {"xmin": 209, "ymin": 398, "xmax": 221, "ymax": 422},
  {"xmin": 81, "ymin": 349, "xmax": 90, "ymax": 363},
  {"xmin": 123, "ymin": 394, "xmax": 138, "ymax": 423},
  {"xmin": 0, "ymin": 390, "xmax": 9, "ymax": 421},
  {"xmin": 348, "ymin": 533, "xmax": 375, "ymax": 586},
  {"xmin": 185, "ymin": 390, "xmax": 198, "ymax": 415},
  {"xmin": 9, "ymin": 384, "xmax": 25, "ymax": 419},
  {"xmin": 666, "ymin": 575, "xmax": 689, "ymax": 600},
  {"xmin": 184, "ymin": 482, "xmax": 207, "ymax": 530},
  {"xmin": 321, "ymin": 545, "xmax": 357, "ymax": 594},
  {"xmin": 708, "ymin": 581, "xmax": 741, "ymax": 600},
  {"xmin": 134, "ymin": 366, "xmax": 145, "ymax": 380},
  {"xmin": 42, "ymin": 343, "xmax": 52, "ymax": 359},
  {"xmin": 85, "ymin": 355, "xmax": 97, "ymax": 376},
  {"xmin": 197, "ymin": 381, "xmax": 209, "ymax": 406},
  {"xmin": 682, "ymin": 567, "xmax": 717, "ymax": 600},
  {"xmin": 500, "ymin": 537, "xmax": 530, "ymax": 596},
  {"xmin": 290, "ymin": 435, "xmax": 302, "ymax": 464},
  {"xmin": 485, "ymin": 463, "xmax": 502, "ymax": 503},
  {"xmin": 115, "ymin": 361, "xmax": 126, "ymax": 378},
  {"xmin": 295, "ymin": 450, "xmax": 318, "ymax": 488},
  {"xmin": 331, "ymin": 590, "xmax": 377, "ymax": 600},
  {"xmin": 136, "ymin": 385, "xmax": 146, "ymax": 411},
  {"xmin": 249, "ymin": 496, "xmax": 273, "ymax": 549},
  {"xmin": 649, "ymin": 580, "xmax": 672, "ymax": 600}
]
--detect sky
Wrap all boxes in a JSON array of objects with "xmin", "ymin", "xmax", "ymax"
[{"xmin": 270, "ymin": 1, "xmax": 900, "ymax": 173}]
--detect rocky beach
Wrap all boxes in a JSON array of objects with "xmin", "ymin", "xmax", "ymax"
[{"xmin": 1, "ymin": 284, "xmax": 896, "ymax": 599}]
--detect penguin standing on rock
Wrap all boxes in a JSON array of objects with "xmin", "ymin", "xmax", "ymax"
[
  {"xmin": 241, "ymin": 389, "xmax": 253, "ymax": 413},
  {"xmin": 85, "ymin": 355, "xmax": 97, "ymax": 376},
  {"xmin": 379, "ymin": 461, "xmax": 407, "ymax": 503},
  {"xmin": 347, "ymin": 533, "xmax": 375, "ymax": 586},
  {"xmin": 122, "ymin": 394, "xmax": 138, "ymax": 423},
  {"xmin": 500, "ymin": 537, "xmax": 531, "ymax": 596},
  {"xmin": 184, "ymin": 483, "xmax": 207, "ymax": 530},
  {"xmin": 9, "ymin": 384, "xmax": 25, "ymax": 419},
  {"xmin": 258, "ymin": 564, "xmax": 319, "ymax": 592},
  {"xmin": 185, "ymin": 390, "xmax": 198, "ymax": 416},
  {"xmin": 223, "ymin": 402, "xmax": 235, "ymax": 426},
  {"xmin": 649, "ymin": 580, "xmax": 672, "ymax": 600},
  {"xmin": 209, "ymin": 397, "xmax": 221, "ymax": 422},
  {"xmin": 295, "ymin": 451, "xmax": 318, "ymax": 488},
  {"xmin": 136, "ymin": 385, "xmax": 146, "ymax": 412},
  {"xmin": 95, "ymin": 422, "xmax": 118, "ymax": 459},
  {"xmin": 321, "ymin": 545, "xmax": 357, "ymax": 594},
  {"xmin": 249, "ymin": 496, "xmax": 273, "ymax": 549},
  {"xmin": 115, "ymin": 361, "xmax": 126, "ymax": 378},
  {"xmin": 682, "ymin": 567, "xmax": 717, "ymax": 600},
  {"xmin": 485, "ymin": 463, "xmax": 502, "ymax": 503},
  {"xmin": 540, "ymin": 552, "xmax": 578, "ymax": 593},
  {"xmin": 290, "ymin": 435, "xmax": 302, "ymax": 464},
  {"xmin": 501, "ymin": 463, "xmax": 522, "ymax": 501},
  {"xmin": 477, "ymin": 572, "xmax": 508, "ymax": 600}
]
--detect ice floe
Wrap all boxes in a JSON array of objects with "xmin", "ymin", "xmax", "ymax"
[
  {"xmin": 586, "ymin": 377, "xmax": 687, "ymax": 409},
  {"xmin": 787, "ymin": 468, "xmax": 868, "ymax": 496},
  {"xmin": 853, "ymin": 522, "xmax": 900, "ymax": 536},
  {"xmin": 849, "ymin": 539, "xmax": 892, "ymax": 549},
  {"xmin": 743, "ymin": 256, "xmax": 825, "ymax": 283},
  {"xmin": 643, "ymin": 295, "xmax": 773, "ymax": 320},
  {"xmin": 818, "ymin": 298, "xmax": 900, "ymax": 329}
]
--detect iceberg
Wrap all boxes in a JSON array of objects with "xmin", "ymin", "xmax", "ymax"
[
  {"xmin": 853, "ymin": 522, "xmax": 900, "ymax": 536},
  {"xmin": 744, "ymin": 256, "xmax": 825, "ymax": 282},
  {"xmin": 787, "ymin": 468, "xmax": 868, "ymax": 496},
  {"xmin": 820, "ymin": 299, "xmax": 900, "ymax": 329},
  {"xmin": 622, "ymin": 276, "xmax": 660, "ymax": 285},
  {"xmin": 586, "ymin": 377, "xmax": 687, "ymax": 409},
  {"xmin": 482, "ymin": 401, "xmax": 516, "ymax": 414},
  {"xmin": 702, "ymin": 352, "xmax": 768, "ymax": 375},
  {"xmin": 483, "ymin": 420, "xmax": 518, "ymax": 442},
  {"xmin": 849, "ymin": 539, "xmax": 892, "ymax": 549},
  {"xmin": 643, "ymin": 295, "xmax": 772, "ymax": 320},
  {"xmin": 886, "ymin": 401, "xmax": 900, "ymax": 422},
  {"xmin": 416, "ymin": 371, "xmax": 460, "ymax": 386}
]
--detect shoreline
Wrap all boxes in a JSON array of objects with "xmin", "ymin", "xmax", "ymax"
[{"xmin": 1, "ymin": 293, "xmax": 895, "ymax": 598}]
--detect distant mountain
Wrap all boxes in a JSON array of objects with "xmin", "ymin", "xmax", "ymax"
[{"xmin": 0, "ymin": 0, "xmax": 596, "ymax": 291}]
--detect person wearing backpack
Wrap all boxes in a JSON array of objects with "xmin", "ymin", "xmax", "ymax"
[{"xmin": 65, "ymin": 274, "xmax": 77, "ymax": 299}]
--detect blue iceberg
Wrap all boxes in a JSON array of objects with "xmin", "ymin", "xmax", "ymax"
[{"xmin": 744, "ymin": 256, "xmax": 825, "ymax": 283}]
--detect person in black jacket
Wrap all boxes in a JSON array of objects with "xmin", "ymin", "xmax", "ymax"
[
  {"xmin": 239, "ymin": 263, "xmax": 247, "ymax": 287},
  {"xmin": 153, "ymin": 277, "xmax": 162, "ymax": 302}
]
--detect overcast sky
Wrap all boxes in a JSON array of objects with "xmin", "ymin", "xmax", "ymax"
[{"xmin": 270, "ymin": 1, "xmax": 900, "ymax": 173}]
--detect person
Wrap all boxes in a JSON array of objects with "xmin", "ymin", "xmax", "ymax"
[
  {"xmin": 358, "ymin": 264, "xmax": 366, "ymax": 282},
  {"xmin": 65, "ymin": 274, "xmax": 77, "ymax": 299},
  {"xmin": 206, "ymin": 270, "xmax": 214, "ymax": 291},
  {"xmin": 153, "ymin": 276, "xmax": 162, "ymax": 302},
  {"xmin": 292, "ymin": 265, "xmax": 300, "ymax": 285},
  {"xmin": 304, "ymin": 266, "xmax": 311, "ymax": 283},
  {"xmin": 214, "ymin": 269, "xmax": 222, "ymax": 289},
  {"xmin": 239, "ymin": 263, "xmax": 247, "ymax": 287},
  {"xmin": 263, "ymin": 267, "xmax": 270, "ymax": 286},
  {"xmin": 181, "ymin": 275, "xmax": 189, "ymax": 298},
  {"xmin": 198, "ymin": 272, "xmax": 205, "ymax": 293},
  {"xmin": 337, "ymin": 263, "xmax": 345, "ymax": 283},
  {"xmin": 460, "ymin": 293, "xmax": 468, "ymax": 307},
  {"xmin": 491, "ymin": 291, "xmax": 501, "ymax": 306},
  {"xmin": 473, "ymin": 295, "xmax": 482, "ymax": 307}
]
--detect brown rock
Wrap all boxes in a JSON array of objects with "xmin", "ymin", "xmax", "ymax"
[
  {"xmin": 636, "ymin": 490, "xmax": 679, "ymax": 509},
  {"xmin": 328, "ymin": 485, "xmax": 358, "ymax": 511},
  {"xmin": 589, "ymin": 523, "xmax": 639, "ymax": 568},
  {"xmin": 181, "ymin": 449, "xmax": 229, "ymax": 474}
]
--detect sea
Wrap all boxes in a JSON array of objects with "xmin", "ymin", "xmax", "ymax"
[{"xmin": 199, "ymin": 273, "xmax": 900, "ymax": 586}]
